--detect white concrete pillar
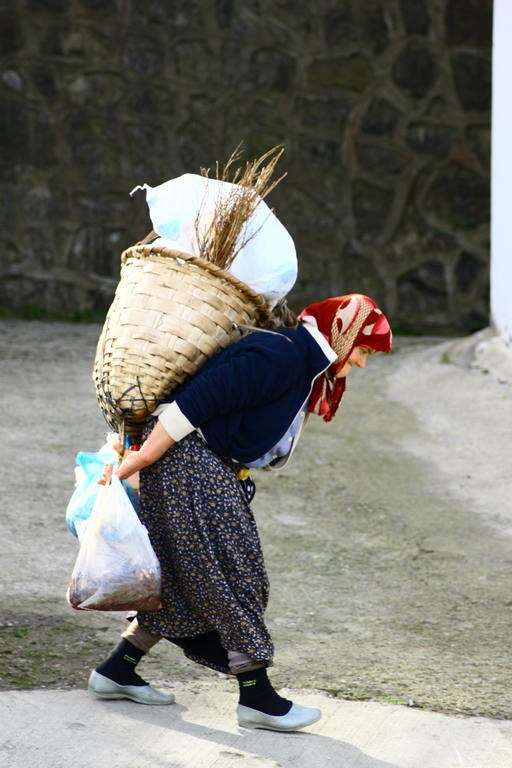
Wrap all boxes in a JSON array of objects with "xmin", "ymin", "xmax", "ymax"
[{"xmin": 491, "ymin": 0, "xmax": 512, "ymax": 345}]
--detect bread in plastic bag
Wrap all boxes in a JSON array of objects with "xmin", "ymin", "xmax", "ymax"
[{"xmin": 67, "ymin": 475, "xmax": 161, "ymax": 612}]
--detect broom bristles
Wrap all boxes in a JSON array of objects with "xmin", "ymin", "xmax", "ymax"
[{"xmin": 195, "ymin": 145, "xmax": 286, "ymax": 271}]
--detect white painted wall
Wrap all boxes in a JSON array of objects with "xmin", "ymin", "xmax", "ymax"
[{"xmin": 491, "ymin": 0, "xmax": 512, "ymax": 345}]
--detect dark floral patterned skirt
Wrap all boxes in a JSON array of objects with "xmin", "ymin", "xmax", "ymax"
[{"xmin": 136, "ymin": 430, "xmax": 273, "ymax": 672}]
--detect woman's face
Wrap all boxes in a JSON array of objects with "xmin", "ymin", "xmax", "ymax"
[{"xmin": 335, "ymin": 346, "xmax": 372, "ymax": 378}]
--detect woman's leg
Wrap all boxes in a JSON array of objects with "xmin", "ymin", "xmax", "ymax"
[
  {"xmin": 172, "ymin": 635, "xmax": 293, "ymax": 718},
  {"xmin": 88, "ymin": 619, "xmax": 174, "ymax": 705},
  {"xmin": 122, "ymin": 617, "xmax": 161, "ymax": 654},
  {"xmin": 171, "ymin": 630, "xmax": 230, "ymax": 671},
  {"xmin": 136, "ymin": 435, "xmax": 274, "ymax": 669},
  {"xmin": 228, "ymin": 651, "xmax": 290, "ymax": 716},
  {"xmin": 226, "ymin": 650, "xmax": 321, "ymax": 731}
]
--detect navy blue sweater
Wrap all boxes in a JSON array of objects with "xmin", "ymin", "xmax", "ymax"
[{"xmin": 165, "ymin": 324, "xmax": 333, "ymax": 464}]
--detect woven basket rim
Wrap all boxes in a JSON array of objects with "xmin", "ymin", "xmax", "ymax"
[{"xmin": 121, "ymin": 244, "xmax": 269, "ymax": 323}]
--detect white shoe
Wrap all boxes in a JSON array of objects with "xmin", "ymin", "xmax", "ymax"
[
  {"xmin": 88, "ymin": 670, "xmax": 174, "ymax": 705},
  {"xmin": 237, "ymin": 703, "xmax": 321, "ymax": 731}
]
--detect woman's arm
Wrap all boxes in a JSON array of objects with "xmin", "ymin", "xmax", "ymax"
[{"xmin": 116, "ymin": 422, "xmax": 175, "ymax": 480}]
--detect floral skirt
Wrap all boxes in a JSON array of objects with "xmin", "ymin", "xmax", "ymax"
[{"xmin": 136, "ymin": 431, "xmax": 273, "ymax": 672}]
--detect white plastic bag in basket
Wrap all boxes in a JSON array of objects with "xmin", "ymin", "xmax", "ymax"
[{"xmin": 130, "ymin": 174, "xmax": 297, "ymax": 308}]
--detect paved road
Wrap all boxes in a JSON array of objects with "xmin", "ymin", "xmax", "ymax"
[{"xmin": 1, "ymin": 321, "xmax": 511, "ymax": 767}]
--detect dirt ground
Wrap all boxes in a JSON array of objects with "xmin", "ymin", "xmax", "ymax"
[{"xmin": 1, "ymin": 320, "xmax": 511, "ymax": 720}]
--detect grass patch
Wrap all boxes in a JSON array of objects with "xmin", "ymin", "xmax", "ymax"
[{"xmin": 12, "ymin": 627, "xmax": 28, "ymax": 639}]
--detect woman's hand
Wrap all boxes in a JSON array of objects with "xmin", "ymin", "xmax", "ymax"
[
  {"xmin": 98, "ymin": 440, "xmax": 139, "ymax": 488},
  {"xmin": 98, "ymin": 461, "xmax": 114, "ymax": 485},
  {"xmin": 116, "ymin": 422, "xmax": 175, "ymax": 480}
]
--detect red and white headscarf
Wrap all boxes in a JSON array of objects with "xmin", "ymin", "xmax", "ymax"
[{"xmin": 299, "ymin": 294, "xmax": 392, "ymax": 422}]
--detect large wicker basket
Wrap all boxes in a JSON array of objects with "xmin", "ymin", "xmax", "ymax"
[{"xmin": 93, "ymin": 244, "xmax": 269, "ymax": 439}]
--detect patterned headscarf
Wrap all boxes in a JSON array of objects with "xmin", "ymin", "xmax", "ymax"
[{"xmin": 299, "ymin": 294, "xmax": 392, "ymax": 421}]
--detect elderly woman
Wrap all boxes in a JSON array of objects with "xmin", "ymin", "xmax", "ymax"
[{"xmin": 88, "ymin": 293, "xmax": 392, "ymax": 732}]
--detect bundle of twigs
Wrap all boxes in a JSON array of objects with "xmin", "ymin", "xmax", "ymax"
[{"xmin": 194, "ymin": 144, "xmax": 286, "ymax": 271}]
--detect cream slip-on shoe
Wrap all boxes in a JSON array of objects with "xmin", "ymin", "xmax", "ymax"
[
  {"xmin": 88, "ymin": 670, "xmax": 175, "ymax": 705},
  {"xmin": 237, "ymin": 703, "xmax": 321, "ymax": 731}
]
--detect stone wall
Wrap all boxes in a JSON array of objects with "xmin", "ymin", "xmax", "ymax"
[{"xmin": 1, "ymin": 0, "xmax": 492, "ymax": 332}]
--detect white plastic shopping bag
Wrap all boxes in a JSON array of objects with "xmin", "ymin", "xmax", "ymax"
[{"xmin": 67, "ymin": 475, "xmax": 161, "ymax": 612}]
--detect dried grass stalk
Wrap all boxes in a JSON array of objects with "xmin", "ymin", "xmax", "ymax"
[{"xmin": 195, "ymin": 144, "xmax": 286, "ymax": 271}]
